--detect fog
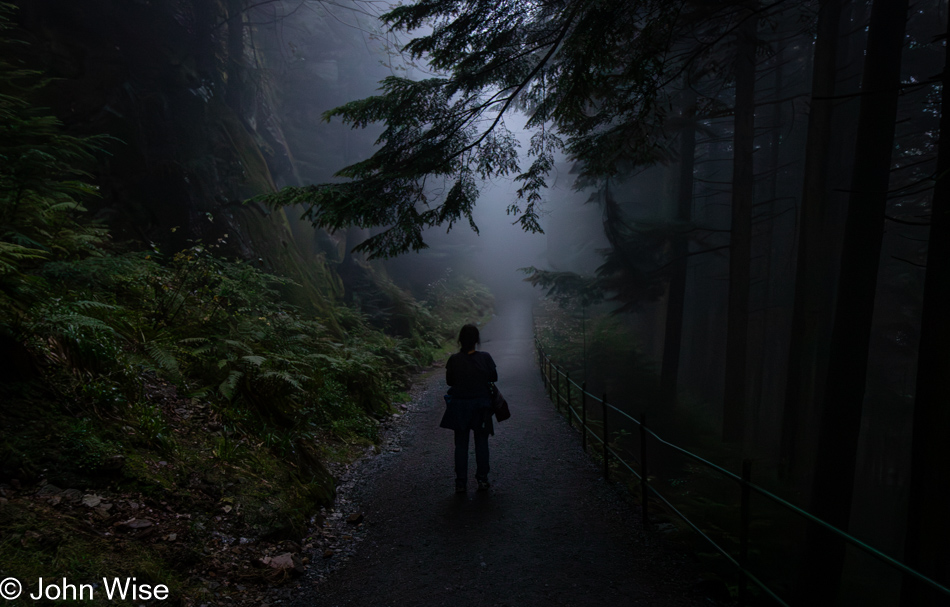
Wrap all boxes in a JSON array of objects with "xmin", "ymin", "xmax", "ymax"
[{"xmin": 8, "ymin": 0, "xmax": 948, "ymax": 604}]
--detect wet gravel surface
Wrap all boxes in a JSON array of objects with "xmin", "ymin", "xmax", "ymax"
[{"xmin": 291, "ymin": 299, "xmax": 707, "ymax": 607}]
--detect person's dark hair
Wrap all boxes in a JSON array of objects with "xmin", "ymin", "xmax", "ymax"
[{"xmin": 458, "ymin": 324, "xmax": 480, "ymax": 352}]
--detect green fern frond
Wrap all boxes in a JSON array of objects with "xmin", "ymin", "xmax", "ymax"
[
  {"xmin": 219, "ymin": 369, "xmax": 244, "ymax": 401},
  {"xmin": 145, "ymin": 341, "xmax": 181, "ymax": 376},
  {"xmin": 241, "ymin": 355, "xmax": 267, "ymax": 367},
  {"xmin": 223, "ymin": 339, "xmax": 253, "ymax": 353},
  {"xmin": 260, "ymin": 370, "xmax": 304, "ymax": 392},
  {"xmin": 71, "ymin": 300, "xmax": 117, "ymax": 312}
]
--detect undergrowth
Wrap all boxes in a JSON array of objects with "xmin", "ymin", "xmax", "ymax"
[{"xmin": 0, "ymin": 7, "xmax": 495, "ymax": 602}]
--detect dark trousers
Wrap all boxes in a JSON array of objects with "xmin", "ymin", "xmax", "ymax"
[{"xmin": 454, "ymin": 427, "xmax": 490, "ymax": 482}]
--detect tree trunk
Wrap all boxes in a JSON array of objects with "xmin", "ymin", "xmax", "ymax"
[
  {"xmin": 751, "ymin": 42, "xmax": 785, "ymax": 434},
  {"xmin": 779, "ymin": 0, "xmax": 843, "ymax": 481},
  {"xmin": 192, "ymin": 0, "xmax": 218, "ymax": 80},
  {"xmin": 660, "ymin": 86, "xmax": 697, "ymax": 406},
  {"xmin": 801, "ymin": 0, "xmax": 909, "ymax": 600},
  {"xmin": 225, "ymin": 0, "xmax": 245, "ymax": 114},
  {"xmin": 722, "ymin": 8, "xmax": 757, "ymax": 444},
  {"xmin": 900, "ymin": 7, "xmax": 950, "ymax": 604}
]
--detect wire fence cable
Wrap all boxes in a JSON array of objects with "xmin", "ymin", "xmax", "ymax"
[{"xmin": 535, "ymin": 338, "xmax": 950, "ymax": 605}]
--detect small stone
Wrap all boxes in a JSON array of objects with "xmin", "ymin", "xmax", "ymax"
[
  {"xmin": 48, "ymin": 496, "xmax": 62, "ymax": 506},
  {"xmin": 167, "ymin": 533, "xmax": 177, "ymax": 541},
  {"xmin": 261, "ymin": 553, "xmax": 305, "ymax": 574},
  {"xmin": 81, "ymin": 494, "xmax": 102, "ymax": 508},
  {"xmin": 115, "ymin": 518, "xmax": 154, "ymax": 529},
  {"xmin": 61, "ymin": 489, "xmax": 82, "ymax": 503},
  {"xmin": 36, "ymin": 484, "xmax": 62, "ymax": 497},
  {"xmin": 346, "ymin": 512, "xmax": 364, "ymax": 525},
  {"xmin": 281, "ymin": 540, "xmax": 301, "ymax": 552},
  {"xmin": 323, "ymin": 549, "xmax": 335, "ymax": 559},
  {"xmin": 0, "ymin": 497, "xmax": 8, "ymax": 507}
]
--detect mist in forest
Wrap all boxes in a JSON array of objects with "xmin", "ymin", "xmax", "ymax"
[
  {"xmin": 386, "ymin": 132, "xmax": 596, "ymax": 303},
  {"xmin": 4, "ymin": 0, "xmax": 950, "ymax": 605}
]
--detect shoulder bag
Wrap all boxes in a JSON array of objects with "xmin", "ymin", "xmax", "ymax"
[{"xmin": 490, "ymin": 383, "xmax": 510, "ymax": 422}]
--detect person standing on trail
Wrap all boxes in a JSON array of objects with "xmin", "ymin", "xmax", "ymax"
[{"xmin": 441, "ymin": 324, "xmax": 497, "ymax": 493}]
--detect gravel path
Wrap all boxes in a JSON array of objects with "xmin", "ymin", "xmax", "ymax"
[{"xmin": 293, "ymin": 299, "xmax": 706, "ymax": 607}]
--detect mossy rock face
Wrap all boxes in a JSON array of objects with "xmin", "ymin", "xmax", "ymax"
[{"xmin": 15, "ymin": 0, "xmax": 349, "ymax": 316}]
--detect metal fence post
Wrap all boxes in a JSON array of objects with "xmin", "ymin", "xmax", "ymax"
[
  {"xmin": 739, "ymin": 459, "xmax": 752, "ymax": 606},
  {"xmin": 602, "ymin": 393, "xmax": 610, "ymax": 482},
  {"xmin": 554, "ymin": 364, "xmax": 561, "ymax": 413},
  {"xmin": 546, "ymin": 357, "xmax": 552, "ymax": 399},
  {"xmin": 640, "ymin": 412, "xmax": 649, "ymax": 530},
  {"xmin": 540, "ymin": 352, "xmax": 545, "ymax": 387},
  {"xmin": 565, "ymin": 373, "xmax": 572, "ymax": 427},
  {"xmin": 581, "ymin": 382, "xmax": 587, "ymax": 453},
  {"xmin": 538, "ymin": 345, "xmax": 545, "ymax": 384}
]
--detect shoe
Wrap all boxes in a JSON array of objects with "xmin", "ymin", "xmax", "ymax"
[
  {"xmin": 476, "ymin": 479, "xmax": 490, "ymax": 492},
  {"xmin": 455, "ymin": 481, "xmax": 466, "ymax": 493}
]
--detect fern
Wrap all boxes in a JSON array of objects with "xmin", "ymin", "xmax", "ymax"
[
  {"xmin": 144, "ymin": 341, "xmax": 181, "ymax": 377},
  {"xmin": 241, "ymin": 355, "xmax": 266, "ymax": 367},
  {"xmin": 219, "ymin": 369, "xmax": 245, "ymax": 401}
]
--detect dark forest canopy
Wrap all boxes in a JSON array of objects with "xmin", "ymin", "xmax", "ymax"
[{"xmin": 264, "ymin": 0, "xmax": 753, "ymax": 258}]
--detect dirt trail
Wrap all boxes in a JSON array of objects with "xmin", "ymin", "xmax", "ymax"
[{"xmin": 295, "ymin": 299, "xmax": 705, "ymax": 607}]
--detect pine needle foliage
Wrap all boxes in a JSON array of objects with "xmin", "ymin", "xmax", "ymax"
[
  {"xmin": 522, "ymin": 190, "xmax": 697, "ymax": 313},
  {"xmin": 260, "ymin": 0, "xmax": 745, "ymax": 258}
]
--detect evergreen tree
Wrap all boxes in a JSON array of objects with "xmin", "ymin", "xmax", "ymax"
[{"xmin": 262, "ymin": 0, "xmax": 752, "ymax": 258}]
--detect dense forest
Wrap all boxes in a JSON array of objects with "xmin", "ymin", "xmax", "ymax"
[
  {"xmin": 2, "ymin": 0, "xmax": 950, "ymax": 605},
  {"xmin": 0, "ymin": 0, "xmax": 494, "ymax": 602}
]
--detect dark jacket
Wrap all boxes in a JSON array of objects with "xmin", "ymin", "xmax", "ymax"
[
  {"xmin": 440, "ymin": 350, "xmax": 498, "ymax": 434},
  {"xmin": 445, "ymin": 351, "xmax": 497, "ymax": 398}
]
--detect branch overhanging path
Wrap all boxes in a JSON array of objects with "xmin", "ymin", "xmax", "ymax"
[{"xmin": 290, "ymin": 298, "xmax": 703, "ymax": 607}]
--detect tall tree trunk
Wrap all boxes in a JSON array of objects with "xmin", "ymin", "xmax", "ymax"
[
  {"xmin": 800, "ymin": 0, "xmax": 909, "ymax": 600},
  {"xmin": 660, "ymin": 85, "xmax": 697, "ymax": 406},
  {"xmin": 779, "ymin": 0, "xmax": 843, "ymax": 481},
  {"xmin": 192, "ymin": 0, "xmax": 217, "ymax": 81},
  {"xmin": 900, "ymin": 7, "xmax": 950, "ymax": 604},
  {"xmin": 722, "ymin": 8, "xmax": 757, "ymax": 444},
  {"xmin": 752, "ymin": 43, "xmax": 785, "ymax": 433},
  {"xmin": 225, "ymin": 0, "xmax": 245, "ymax": 115}
]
